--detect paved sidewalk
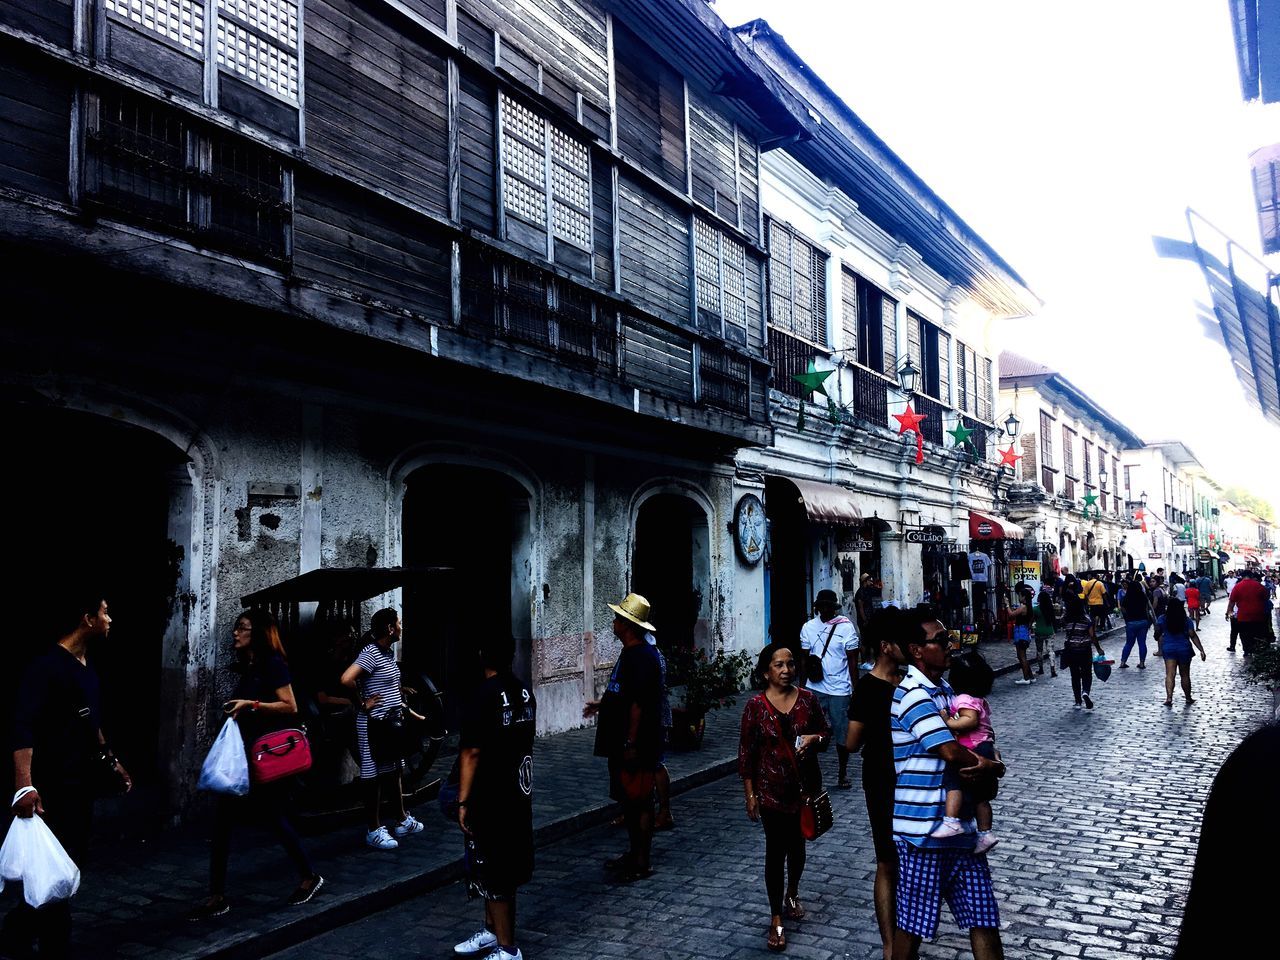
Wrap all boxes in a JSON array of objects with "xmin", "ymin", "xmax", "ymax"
[{"xmin": 0, "ymin": 704, "xmax": 746, "ymax": 960}]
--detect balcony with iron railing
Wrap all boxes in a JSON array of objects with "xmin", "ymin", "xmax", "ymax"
[
  {"xmin": 912, "ymin": 394, "xmax": 947, "ymax": 447},
  {"xmin": 461, "ymin": 241, "xmax": 766, "ymax": 426}
]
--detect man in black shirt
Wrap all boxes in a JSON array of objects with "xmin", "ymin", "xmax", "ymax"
[
  {"xmin": 455, "ymin": 634, "xmax": 535, "ymax": 960},
  {"xmin": 846, "ymin": 608, "xmax": 908, "ymax": 960},
  {"xmin": 6, "ymin": 595, "xmax": 130, "ymax": 960},
  {"xmin": 584, "ymin": 593, "xmax": 663, "ymax": 882}
]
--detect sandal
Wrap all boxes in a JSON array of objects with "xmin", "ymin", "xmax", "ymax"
[
  {"xmin": 767, "ymin": 924, "xmax": 786, "ymax": 952},
  {"xmin": 1163, "ymin": 700, "xmax": 1173, "ymax": 707},
  {"xmin": 783, "ymin": 896, "xmax": 805, "ymax": 920},
  {"xmin": 603, "ymin": 853, "xmax": 634, "ymax": 872}
]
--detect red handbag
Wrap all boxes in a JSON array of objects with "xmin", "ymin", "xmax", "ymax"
[{"xmin": 248, "ymin": 727, "xmax": 312, "ymax": 784}]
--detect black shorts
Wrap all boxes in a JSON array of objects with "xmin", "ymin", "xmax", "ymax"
[
  {"xmin": 464, "ymin": 831, "xmax": 533, "ymax": 902},
  {"xmin": 942, "ymin": 740, "xmax": 999, "ymax": 804},
  {"xmin": 863, "ymin": 780, "xmax": 897, "ymax": 864}
]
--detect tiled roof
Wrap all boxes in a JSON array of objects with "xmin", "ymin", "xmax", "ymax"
[{"xmin": 999, "ymin": 351, "xmax": 1055, "ymax": 379}]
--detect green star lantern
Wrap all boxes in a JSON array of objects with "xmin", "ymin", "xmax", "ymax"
[
  {"xmin": 791, "ymin": 363, "xmax": 838, "ymax": 431},
  {"xmin": 947, "ymin": 421, "xmax": 975, "ymax": 460},
  {"xmin": 1082, "ymin": 491, "xmax": 1099, "ymax": 519}
]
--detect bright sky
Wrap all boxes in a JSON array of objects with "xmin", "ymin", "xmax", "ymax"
[{"xmin": 713, "ymin": 0, "xmax": 1280, "ymax": 510}]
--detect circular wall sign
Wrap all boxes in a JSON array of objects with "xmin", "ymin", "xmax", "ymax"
[
  {"xmin": 733, "ymin": 493, "xmax": 767, "ymax": 566},
  {"xmin": 977, "ymin": 521, "xmax": 993, "ymax": 537}
]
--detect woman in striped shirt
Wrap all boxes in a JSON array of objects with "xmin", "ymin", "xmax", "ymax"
[{"xmin": 342, "ymin": 607, "xmax": 424, "ymax": 850}]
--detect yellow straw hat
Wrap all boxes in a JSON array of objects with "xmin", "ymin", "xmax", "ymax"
[{"xmin": 607, "ymin": 593, "xmax": 655, "ymax": 632}]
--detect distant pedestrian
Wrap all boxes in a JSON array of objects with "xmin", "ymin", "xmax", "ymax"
[
  {"xmin": 1157, "ymin": 599, "xmax": 1206, "ymax": 707},
  {"xmin": 854, "ymin": 573, "xmax": 881, "ymax": 630},
  {"xmin": 846, "ymin": 609, "xmax": 908, "ymax": 960},
  {"xmin": 889, "ymin": 610, "xmax": 1006, "ymax": 960},
  {"xmin": 739, "ymin": 642, "xmax": 830, "ymax": 952},
  {"xmin": 1079, "ymin": 573, "xmax": 1107, "ymax": 632},
  {"xmin": 453, "ymin": 633, "xmax": 535, "ymax": 960},
  {"xmin": 1184, "ymin": 581, "xmax": 1202, "ymax": 628},
  {"xmin": 1223, "ymin": 572, "xmax": 1240, "ymax": 651},
  {"xmin": 1225, "ymin": 572, "xmax": 1270, "ymax": 655},
  {"xmin": 1197, "ymin": 574, "xmax": 1214, "ymax": 613},
  {"xmin": 584, "ymin": 593, "xmax": 664, "ymax": 882},
  {"xmin": 189, "ymin": 609, "xmax": 322, "ymax": 921},
  {"xmin": 1032, "ymin": 582, "xmax": 1058, "ymax": 678},
  {"xmin": 5, "ymin": 593, "xmax": 132, "ymax": 960},
  {"xmin": 1059, "ymin": 594, "xmax": 1105, "ymax": 710},
  {"xmin": 799, "ymin": 589, "xmax": 859, "ymax": 789},
  {"xmin": 930, "ymin": 653, "xmax": 1000, "ymax": 855},
  {"xmin": 342, "ymin": 607, "xmax": 424, "ymax": 850},
  {"xmin": 1119, "ymin": 577, "xmax": 1153, "ymax": 669},
  {"xmin": 1009, "ymin": 583, "xmax": 1036, "ymax": 685},
  {"xmin": 1150, "ymin": 576, "xmax": 1168, "ymax": 656}
]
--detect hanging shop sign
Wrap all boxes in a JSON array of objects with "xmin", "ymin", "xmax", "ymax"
[
  {"xmin": 836, "ymin": 531, "xmax": 875, "ymax": 552},
  {"xmin": 1174, "ymin": 536, "xmax": 1194, "ymax": 546},
  {"xmin": 905, "ymin": 530, "xmax": 948, "ymax": 544},
  {"xmin": 1149, "ymin": 552, "xmax": 1163, "ymax": 560}
]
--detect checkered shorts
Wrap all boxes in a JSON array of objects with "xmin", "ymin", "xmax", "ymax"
[{"xmin": 894, "ymin": 839, "xmax": 1000, "ymax": 939}]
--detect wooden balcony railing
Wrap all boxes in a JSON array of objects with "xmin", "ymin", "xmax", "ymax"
[
  {"xmin": 767, "ymin": 327, "xmax": 819, "ymax": 400},
  {"xmin": 461, "ymin": 241, "xmax": 762, "ymax": 421},
  {"xmin": 960, "ymin": 415, "xmax": 992, "ymax": 461},
  {"xmin": 913, "ymin": 394, "xmax": 947, "ymax": 447},
  {"xmin": 850, "ymin": 364, "xmax": 890, "ymax": 428}
]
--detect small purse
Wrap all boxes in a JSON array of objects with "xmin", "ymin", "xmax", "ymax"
[
  {"xmin": 804, "ymin": 622, "xmax": 839, "ymax": 683},
  {"xmin": 778, "ymin": 706, "xmax": 833, "ymax": 842},
  {"xmin": 248, "ymin": 727, "xmax": 312, "ymax": 784}
]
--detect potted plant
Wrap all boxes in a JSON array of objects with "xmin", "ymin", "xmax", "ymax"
[
  {"xmin": 666, "ymin": 646, "xmax": 753, "ymax": 751},
  {"xmin": 1243, "ymin": 641, "xmax": 1280, "ymax": 720}
]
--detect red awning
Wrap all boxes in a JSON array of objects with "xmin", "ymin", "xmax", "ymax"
[{"xmin": 969, "ymin": 511, "xmax": 1025, "ymax": 541}]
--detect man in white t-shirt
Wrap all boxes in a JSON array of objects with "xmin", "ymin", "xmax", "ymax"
[
  {"xmin": 1223, "ymin": 573, "xmax": 1240, "ymax": 651},
  {"xmin": 800, "ymin": 589, "xmax": 860, "ymax": 789}
]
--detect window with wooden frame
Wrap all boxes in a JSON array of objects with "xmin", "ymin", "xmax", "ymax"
[
  {"xmin": 689, "ymin": 88, "xmax": 759, "ymax": 234},
  {"xmin": 499, "ymin": 92, "xmax": 592, "ymax": 258},
  {"xmin": 767, "ymin": 219, "xmax": 827, "ymax": 346},
  {"xmin": 977, "ymin": 357, "xmax": 993, "ymax": 422},
  {"xmin": 956, "ymin": 342, "xmax": 980, "ymax": 415},
  {"xmin": 695, "ymin": 218, "xmax": 749, "ymax": 343},
  {"xmin": 842, "ymin": 270, "xmax": 896, "ymax": 376},
  {"xmin": 215, "ymin": 0, "xmax": 300, "ymax": 101},
  {"xmin": 906, "ymin": 313, "xmax": 952, "ymax": 404},
  {"xmin": 1039, "ymin": 411, "xmax": 1055, "ymax": 468},
  {"xmin": 1083, "ymin": 439, "xmax": 1093, "ymax": 485},
  {"xmin": 1113, "ymin": 458, "xmax": 1121, "ymax": 508},
  {"xmin": 1062, "ymin": 426, "xmax": 1077, "ymax": 479},
  {"xmin": 105, "ymin": 0, "xmax": 206, "ymax": 53}
]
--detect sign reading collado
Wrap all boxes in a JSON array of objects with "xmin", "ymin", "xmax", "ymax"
[{"xmin": 905, "ymin": 530, "xmax": 949, "ymax": 544}]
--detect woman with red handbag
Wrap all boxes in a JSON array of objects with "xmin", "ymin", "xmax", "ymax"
[
  {"xmin": 189, "ymin": 609, "xmax": 323, "ymax": 920},
  {"xmin": 738, "ymin": 642, "xmax": 830, "ymax": 952}
]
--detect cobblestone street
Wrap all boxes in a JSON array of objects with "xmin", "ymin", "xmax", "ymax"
[{"xmin": 265, "ymin": 615, "xmax": 1271, "ymax": 960}]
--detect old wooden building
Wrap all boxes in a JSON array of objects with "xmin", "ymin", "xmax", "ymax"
[{"xmin": 0, "ymin": 0, "xmax": 814, "ymax": 819}]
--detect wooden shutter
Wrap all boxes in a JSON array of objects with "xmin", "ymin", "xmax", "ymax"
[
  {"xmin": 767, "ymin": 218, "xmax": 793, "ymax": 334},
  {"xmin": 1083, "ymin": 440, "xmax": 1093, "ymax": 484},
  {"xmin": 613, "ymin": 23, "xmax": 686, "ymax": 192},
  {"xmin": 881, "ymin": 294, "xmax": 897, "ymax": 375},
  {"xmin": 809, "ymin": 242, "xmax": 827, "ymax": 346},
  {"xmin": 1040, "ymin": 411, "xmax": 1054, "ymax": 467},
  {"xmin": 1021, "ymin": 433, "xmax": 1038, "ymax": 482},
  {"xmin": 689, "ymin": 89, "xmax": 738, "ymax": 224},
  {"xmin": 906, "ymin": 314, "xmax": 922, "ymax": 380},
  {"xmin": 937, "ymin": 329, "xmax": 951, "ymax": 404},
  {"xmin": 841, "ymin": 267, "xmax": 858, "ymax": 357},
  {"xmin": 738, "ymin": 134, "xmax": 760, "ymax": 241},
  {"xmin": 977, "ymin": 356, "xmax": 992, "ymax": 420},
  {"xmin": 1062, "ymin": 426, "xmax": 1075, "ymax": 477}
]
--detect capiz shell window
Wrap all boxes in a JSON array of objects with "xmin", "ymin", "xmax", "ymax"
[
  {"xmin": 216, "ymin": 0, "xmax": 300, "ymax": 101},
  {"xmin": 105, "ymin": 0, "xmax": 206, "ymax": 52}
]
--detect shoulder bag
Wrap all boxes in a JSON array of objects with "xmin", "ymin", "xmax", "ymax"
[
  {"xmin": 804, "ymin": 620, "xmax": 840, "ymax": 683},
  {"xmin": 778, "ymin": 702, "xmax": 832, "ymax": 841}
]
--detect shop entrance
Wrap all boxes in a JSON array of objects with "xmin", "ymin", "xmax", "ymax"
[
  {"xmin": 632, "ymin": 493, "xmax": 709, "ymax": 651},
  {"xmin": 0, "ymin": 405, "xmax": 189, "ymax": 824},
  {"xmin": 402, "ymin": 465, "xmax": 533, "ymax": 731}
]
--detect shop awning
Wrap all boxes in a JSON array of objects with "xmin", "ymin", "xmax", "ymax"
[
  {"xmin": 787, "ymin": 478, "xmax": 863, "ymax": 526},
  {"xmin": 969, "ymin": 511, "xmax": 1025, "ymax": 541}
]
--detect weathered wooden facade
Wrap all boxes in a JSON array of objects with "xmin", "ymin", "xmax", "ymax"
[{"xmin": 0, "ymin": 0, "xmax": 813, "ymax": 821}]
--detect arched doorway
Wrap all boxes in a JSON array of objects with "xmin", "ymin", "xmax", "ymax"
[
  {"xmin": 0, "ymin": 405, "xmax": 191, "ymax": 824},
  {"xmin": 632, "ymin": 493, "xmax": 710, "ymax": 652},
  {"xmin": 401, "ymin": 465, "xmax": 533, "ymax": 731}
]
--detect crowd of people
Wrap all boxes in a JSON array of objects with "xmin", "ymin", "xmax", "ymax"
[{"xmin": 6, "ymin": 568, "xmax": 1279, "ymax": 960}]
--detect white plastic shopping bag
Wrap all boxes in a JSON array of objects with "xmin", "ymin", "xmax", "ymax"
[
  {"xmin": 0, "ymin": 814, "xmax": 81, "ymax": 908},
  {"xmin": 196, "ymin": 717, "xmax": 250, "ymax": 796}
]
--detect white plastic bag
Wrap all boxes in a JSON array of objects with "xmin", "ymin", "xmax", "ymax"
[
  {"xmin": 196, "ymin": 717, "xmax": 250, "ymax": 796},
  {"xmin": 0, "ymin": 815, "xmax": 81, "ymax": 908}
]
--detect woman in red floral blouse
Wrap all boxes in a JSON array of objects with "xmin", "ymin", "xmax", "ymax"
[{"xmin": 739, "ymin": 642, "xmax": 830, "ymax": 952}]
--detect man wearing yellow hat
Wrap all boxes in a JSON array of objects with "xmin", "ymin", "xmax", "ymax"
[{"xmin": 583, "ymin": 593, "xmax": 664, "ymax": 881}]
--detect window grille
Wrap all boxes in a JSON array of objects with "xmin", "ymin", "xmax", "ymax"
[
  {"xmin": 550, "ymin": 127, "xmax": 591, "ymax": 248},
  {"xmin": 105, "ymin": 0, "xmax": 205, "ymax": 53},
  {"xmin": 695, "ymin": 218, "xmax": 748, "ymax": 335},
  {"xmin": 216, "ymin": 0, "xmax": 300, "ymax": 101}
]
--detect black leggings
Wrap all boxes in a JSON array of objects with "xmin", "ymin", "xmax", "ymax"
[
  {"xmin": 761, "ymin": 808, "xmax": 806, "ymax": 915},
  {"xmin": 1065, "ymin": 650, "xmax": 1093, "ymax": 701},
  {"xmin": 211, "ymin": 782, "xmax": 314, "ymax": 895}
]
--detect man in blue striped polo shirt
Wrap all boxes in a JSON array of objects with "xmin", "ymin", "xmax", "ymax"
[{"xmin": 890, "ymin": 611, "xmax": 1006, "ymax": 960}]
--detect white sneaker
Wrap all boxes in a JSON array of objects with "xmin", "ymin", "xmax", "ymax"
[
  {"xmin": 1014, "ymin": 678, "xmax": 1033, "ymax": 686},
  {"xmin": 974, "ymin": 831, "xmax": 1000, "ymax": 855},
  {"xmin": 393, "ymin": 814, "xmax": 424, "ymax": 838},
  {"xmin": 365, "ymin": 826, "xmax": 398, "ymax": 850},
  {"xmin": 454, "ymin": 929, "xmax": 498, "ymax": 955},
  {"xmin": 1073, "ymin": 702, "xmax": 1083, "ymax": 710},
  {"xmin": 929, "ymin": 818, "xmax": 965, "ymax": 839},
  {"xmin": 482, "ymin": 949, "xmax": 522, "ymax": 960}
]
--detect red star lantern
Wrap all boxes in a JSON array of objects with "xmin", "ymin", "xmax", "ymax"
[
  {"xmin": 893, "ymin": 403, "xmax": 927, "ymax": 465},
  {"xmin": 1135, "ymin": 507, "xmax": 1147, "ymax": 533},
  {"xmin": 997, "ymin": 445, "xmax": 1022, "ymax": 469}
]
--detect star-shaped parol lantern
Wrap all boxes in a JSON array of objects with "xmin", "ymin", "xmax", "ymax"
[
  {"xmin": 1082, "ymin": 491, "xmax": 1099, "ymax": 519},
  {"xmin": 791, "ymin": 364, "xmax": 836, "ymax": 431},
  {"xmin": 997, "ymin": 445, "xmax": 1022, "ymax": 469},
  {"xmin": 893, "ymin": 403, "xmax": 927, "ymax": 465}
]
